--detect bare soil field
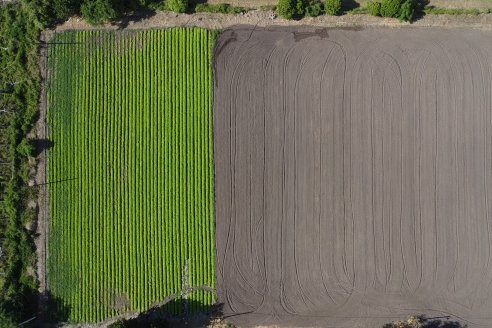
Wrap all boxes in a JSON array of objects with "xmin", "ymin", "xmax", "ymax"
[{"xmin": 214, "ymin": 26, "xmax": 492, "ymax": 327}]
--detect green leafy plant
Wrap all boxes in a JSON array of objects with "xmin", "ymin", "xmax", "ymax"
[
  {"xmin": 367, "ymin": 1, "xmax": 381, "ymax": 16},
  {"xmin": 380, "ymin": 0, "xmax": 401, "ymax": 17},
  {"xmin": 80, "ymin": 0, "xmax": 118, "ymax": 25},
  {"xmin": 325, "ymin": 0, "xmax": 342, "ymax": 15},
  {"xmin": 52, "ymin": 0, "xmax": 80, "ymax": 21},
  {"xmin": 167, "ymin": 0, "xmax": 188, "ymax": 13},
  {"xmin": 399, "ymin": 0, "xmax": 416, "ymax": 22},
  {"xmin": 277, "ymin": 0, "xmax": 297, "ymax": 19},
  {"xmin": 305, "ymin": 1, "xmax": 324, "ymax": 17}
]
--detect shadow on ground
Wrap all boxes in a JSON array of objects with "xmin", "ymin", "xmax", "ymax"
[
  {"xmin": 382, "ymin": 315, "xmax": 467, "ymax": 328},
  {"xmin": 108, "ymin": 299, "xmax": 225, "ymax": 328},
  {"xmin": 37, "ymin": 290, "xmax": 71, "ymax": 325},
  {"xmin": 32, "ymin": 138, "xmax": 53, "ymax": 157},
  {"xmin": 115, "ymin": 9, "xmax": 157, "ymax": 29},
  {"xmin": 342, "ymin": 0, "xmax": 360, "ymax": 12}
]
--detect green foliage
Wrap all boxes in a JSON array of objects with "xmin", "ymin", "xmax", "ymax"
[
  {"xmin": 48, "ymin": 29, "xmax": 216, "ymax": 322},
  {"xmin": 277, "ymin": 0, "xmax": 297, "ymax": 19},
  {"xmin": 399, "ymin": 0, "xmax": 416, "ymax": 21},
  {"xmin": 16, "ymin": 139, "xmax": 33, "ymax": 158},
  {"xmin": 167, "ymin": 0, "xmax": 188, "ymax": 13},
  {"xmin": 367, "ymin": 1, "xmax": 381, "ymax": 16},
  {"xmin": 51, "ymin": 0, "xmax": 79, "ymax": 21},
  {"xmin": 194, "ymin": 3, "xmax": 248, "ymax": 14},
  {"xmin": 0, "ymin": 310, "xmax": 16, "ymax": 328},
  {"xmin": 325, "ymin": 0, "xmax": 342, "ymax": 15},
  {"xmin": 295, "ymin": 0, "xmax": 306, "ymax": 15},
  {"xmin": 0, "ymin": 1, "xmax": 43, "ymax": 324},
  {"xmin": 305, "ymin": 0, "xmax": 324, "ymax": 17},
  {"xmin": 380, "ymin": 0, "xmax": 401, "ymax": 17},
  {"xmin": 80, "ymin": 0, "xmax": 118, "ymax": 25},
  {"xmin": 424, "ymin": 6, "xmax": 489, "ymax": 15}
]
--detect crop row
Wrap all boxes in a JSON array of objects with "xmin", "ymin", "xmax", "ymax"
[{"xmin": 47, "ymin": 28, "xmax": 216, "ymax": 322}]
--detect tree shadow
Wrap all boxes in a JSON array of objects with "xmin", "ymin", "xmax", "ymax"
[
  {"xmin": 109, "ymin": 299, "xmax": 224, "ymax": 328},
  {"xmin": 341, "ymin": 0, "xmax": 360, "ymax": 13},
  {"xmin": 32, "ymin": 139, "xmax": 54, "ymax": 157},
  {"xmin": 114, "ymin": 9, "xmax": 157, "ymax": 29},
  {"xmin": 189, "ymin": 0, "xmax": 208, "ymax": 13},
  {"xmin": 382, "ymin": 315, "xmax": 467, "ymax": 328},
  {"xmin": 413, "ymin": 0, "xmax": 430, "ymax": 21},
  {"xmin": 420, "ymin": 316, "xmax": 467, "ymax": 328},
  {"xmin": 38, "ymin": 290, "xmax": 71, "ymax": 325}
]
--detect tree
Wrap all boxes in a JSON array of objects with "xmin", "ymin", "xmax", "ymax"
[
  {"xmin": 277, "ymin": 0, "xmax": 297, "ymax": 19},
  {"xmin": 380, "ymin": 0, "xmax": 401, "ymax": 17},
  {"xmin": 305, "ymin": 0, "xmax": 323, "ymax": 17},
  {"xmin": 325, "ymin": 0, "xmax": 342, "ymax": 15},
  {"xmin": 52, "ymin": 0, "xmax": 79, "ymax": 21},
  {"xmin": 167, "ymin": 0, "xmax": 188, "ymax": 13},
  {"xmin": 399, "ymin": 0, "xmax": 416, "ymax": 22},
  {"xmin": 80, "ymin": 0, "xmax": 118, "ymax": 25},
  {"xmin": 367, "ymin": 1, "xmax": 381, "ymax": 16}
]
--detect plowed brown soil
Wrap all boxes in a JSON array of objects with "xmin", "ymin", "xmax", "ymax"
[{"xmin": 213, "ymin": 26, "xmax": 492, "ymax": 327}]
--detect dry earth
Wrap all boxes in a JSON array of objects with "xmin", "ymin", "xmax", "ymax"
[{"xmin": 214, "ymin": 26, "xmax": 492, "ymax": 328}]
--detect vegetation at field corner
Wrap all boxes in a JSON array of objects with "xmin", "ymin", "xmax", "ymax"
[{"xmin": 47, "ymin": 28, "xmax": 216, "ymax": 322}]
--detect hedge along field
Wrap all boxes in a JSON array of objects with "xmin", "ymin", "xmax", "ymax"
[{"xmin": 47, "ymin": 28, "xmax": 216, "ymax": 322}]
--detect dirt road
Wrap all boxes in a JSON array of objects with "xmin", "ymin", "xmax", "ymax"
[{"xmin": 213, "ymin": 26, "xmax": 492, "ymax": 327}]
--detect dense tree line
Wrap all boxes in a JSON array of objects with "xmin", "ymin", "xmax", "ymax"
[
  {"xmin": 276, "ymin": 0, "xmax": 419, "ymax": 21},
  {"xmin": 0, "ymin": 1, "xmax": 47, "ymax": 326}
]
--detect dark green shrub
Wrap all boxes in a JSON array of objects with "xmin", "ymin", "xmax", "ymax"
[
  {"xmin": 367, "ymin": 1, "xmax": 381, "ymax": 16},
  {"xmin": 295, "ymin": 0, "xmax": 306, "ymax": 15},
  {"xmin": 380, "ymin": 0, "xmax": 400, "ymax": 17},
  {"xmin": 52, "ymin": 0, "xmax": 79, "ymax": 21},
  {"xmin": 399, "ymin": 0, "xmax": 416, "ymax": 21},
  {"xmin": 305, "ymin": 1, "xmax": 323, "ymax": 16},
  {"xmin": 167, "ymin": 0, "xmax": 188, "ymax": 13},
  {"xmin": 277, "ymin": 0, "xmax": 297, "ymax": 18},
  {"xmin": 81, "ymin": 0, "xmax": 118, "ymax": 25},
  {"xmin": 16, "ymin": 139, "xmax": 33, "ymax": 158},
  {"xmin": 325, "ymin": 0, "xmax": 342, "ymax": 15}
]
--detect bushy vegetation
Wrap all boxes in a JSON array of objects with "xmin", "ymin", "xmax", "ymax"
[
  {"xmin": 367, "ymin": 1, "xmax": 381, "ymax": 16},
  {"xmin": 167, "ymin": 0, "xmax": 188, "ymax": 13},
  {"xmin": 278, "ymin": 0, "xmax": 328, "ymax": 18},
  {"xmin": 398, "ymin": 0, "xmax": 416, "ymax": 21},
  {"xmin": 0, "ymin": 0, "xmax": 48, "ymax": 325},
  {"xmin": 380, "ymin": 0, "xmax": 401, "ymax": 17},
  {"xmin": 305, "ymin": 1, "xmax": 324, "ymax": 17},
  {"xmin": 365, "ymin": 0, "xmax": 418, "ymax": 21},
  {"xmin": 80, "ymin": 0, "xmax": 118, "ymax": 24},
  {"xmin": 325, "ymin": 0, "xmax": 342, "ymax": 15},
  {"xmin": 195, "ymin": 3, "xmax": 248, "ymax": 14},
  {"xmin": 277, "ymin": 0, "xmax": 299, "ymax": 19}
]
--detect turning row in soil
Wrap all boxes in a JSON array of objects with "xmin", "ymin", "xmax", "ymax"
[{"xmin": 213, "ymin": 26, "xmax": 492, "ymax": 327}]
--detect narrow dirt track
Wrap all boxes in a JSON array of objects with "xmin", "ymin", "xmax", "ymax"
[{"xmin": 213, "ymin": 26, "xmax": 492, "ymax": 327}]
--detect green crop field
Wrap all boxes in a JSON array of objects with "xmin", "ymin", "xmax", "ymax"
[{"xmin": 47, "ymin": 28, "xmax": 216, "ymax": 322}]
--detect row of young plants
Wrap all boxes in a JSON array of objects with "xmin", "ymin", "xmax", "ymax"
[{"xmin": 47, "ymin": 28, "xmax": 217, "ymax": 322}]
